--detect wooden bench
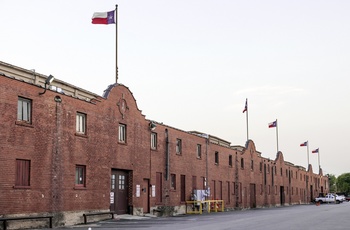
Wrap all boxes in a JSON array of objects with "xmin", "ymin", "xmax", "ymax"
[
  {"xmin": 83, "ymin": 211, "xmax": 115, "ymax": 224},
  {"xmin": 0, "ymin": 215, "xmax": 53, "ymax": 230}
]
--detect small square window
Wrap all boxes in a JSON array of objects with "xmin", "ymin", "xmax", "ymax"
[
  {"xmin": 76, "ymin": 112, "xmax": 86, "ymax": 134},
  {"xmin": 75, "ymin": 165, "xmax": 86, "ymax": 187},
  {"xmin": 119, "ymin": 124, "xmax": 126, "ymax": 143},
  {"xmin": 176, "ymin": 139, "xmax": 182, "ymax": 154},
  {"xmin": 151, "ymin": 132, "xmax": 157, "ymax": 150},
  {"xmin": 17, "ymin": 97, "xmax": 32, "ymax": 123},
  {"xmin": 15, "ymin": 159, "xmax": 31, "ymax": 187}
]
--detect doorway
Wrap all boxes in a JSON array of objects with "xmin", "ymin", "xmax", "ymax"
[{"xmin": 110, "ymin": 170, "xmax": 129, "ymax": 214}]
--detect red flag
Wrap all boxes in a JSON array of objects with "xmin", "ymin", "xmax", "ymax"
[
  {"xmin": 268, "ymin": 120, "xmax": 277, "ymax": 128},
  {"xmin": 300, "ymin": 141, "xmax": 308, "ymax": 147},
  {"xmin": 312, "ymin": 148, "xmax": 319, "ymax": 153},
  {"xmin": 242, "ymin": 99, "xmax": 247, "ymax": 113}
]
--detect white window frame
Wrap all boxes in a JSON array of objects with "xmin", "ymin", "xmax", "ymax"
[
  {"xmin": 17, "ymin": 97, "xmax": 32, "ymax": 123},
  {"xmin": 196, "ymin": 144, "xmax": 202, "ymax": 158},
  {"xmin": 151, "ymin": 132, "xmax": 157, "ymax": 149},
  {"xmin": 119, "ymin": 124, "xmax": 126, "ymax": 143},
  {"xmin": 76, "ymin": 112, "xmax": 86, "ymax": 134},
  {"xmin": 176, "ymin": 139, "xmax": 182, "ymax": 154}
]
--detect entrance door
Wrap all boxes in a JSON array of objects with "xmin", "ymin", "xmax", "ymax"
[
  {"xmin": 249, "ymin": 183, "xmax": 256, "ymax": 208},
  {"xmin": 110, "ymin": 170, "xmax": 129, "ymax": 214},
  {"xmin": 142, "ymin": 179, "xmax": 150, "ymax": 213},
  {"xmin": 280, "ymin": 186, "xmax": 285, "ymax": 205}
]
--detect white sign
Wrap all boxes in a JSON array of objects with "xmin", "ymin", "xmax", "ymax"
[
  {"xmin": 136, "ymin": 184, "xmax": 140, "ymax": 197},
  {"xmin": 152, "ymin": 185, "xmax": 156, "ymax": 197},
  {"xmin": 110, "ymin": 192, "xmax": 114, "ymax": 204}
]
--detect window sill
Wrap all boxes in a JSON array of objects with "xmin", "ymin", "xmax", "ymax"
[
  {"xmin": 15, "ymin": 121, "xmax": 34, "ymax": 128},
  {"xmin": 13, "ymin": 185, "xmax": 31, "ymax": 189},
  {"xmin": 75, "ymin": 133, "xmax": 88, "ymax": 138},
  {"xmin": 74, "ymin": 186, "xmax": 87, "ymax": 190}
]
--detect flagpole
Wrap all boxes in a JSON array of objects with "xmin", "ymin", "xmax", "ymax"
[
  {"xmin": 307, "ymin": 142, "xmax": 310, "ymax": 167},
  {"xmin": 246, "ymin": 99, "xmax": 249, "ymax": 141},
  {"xmin": 276, "ymin": 119, "xmax": 279, "ymax": 152},
  {"xmin": 318, "ymin": 149, "xmax": 321, "ymax": 170},
  {"xmin": 115, "ymin": 4, "xmax": 118, "ymax": 83}
]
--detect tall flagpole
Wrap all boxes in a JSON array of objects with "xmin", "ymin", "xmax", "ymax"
[
  {"xmin": 276, "ymin": 119, "xmax": 279, "ymax": 152},
  {"xmin": 307, "ymin": 142, "xmax": 310, "ymax": 167},
  {"xmin": 243, "ymin": 98, "xmax": 249, "ymax": 141},
  {"xmin": 115, "ymin": 4, "xmax": 118, "ymax": 83},
  {"xmin": 318, "ymin": 149, "xmax": 321, "ymax": 170}
]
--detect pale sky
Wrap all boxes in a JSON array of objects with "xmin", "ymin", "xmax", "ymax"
[{"xmin": 2, "ymin": 0, "xmax": 350, "ymax": 177}]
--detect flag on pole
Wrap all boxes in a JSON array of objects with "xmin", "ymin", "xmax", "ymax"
[
  {"xmin": 300, "ymin": 141, "xmax": 308, "ymax": 147},
  {"xmin": 268, "ymin": 120, "xmax": 277, "ymax": 128},
  {"xmin": 242, "ymin": 99, "xmax": 247, "ymax": 113},
  {"xmin": 92, "ymin": 10, "xmax": 115, "ymax": 24},
  {"xmin": 312, "ymin": 148, "xmax": 319, "ymax": 153}
]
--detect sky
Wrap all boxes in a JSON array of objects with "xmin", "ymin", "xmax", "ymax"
[{"xmin": 1, "ymin": 0, "xmax": 350, "ymax": 177}]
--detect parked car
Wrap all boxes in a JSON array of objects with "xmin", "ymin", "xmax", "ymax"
[
  {"xmin": 315, "ymin": 193, "xmax": 343, "ymax": 204},
  {"xmin": 345, "ymin": 195, "xmax": 350, "ymax": 202}
]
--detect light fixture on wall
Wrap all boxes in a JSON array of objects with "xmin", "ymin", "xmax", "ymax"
[
  {"xmin": 149, "ymin": 121, "xmax": 157, "ymax": 131},
  {"xmin": 39, "ymin": 75, "xmax": 55, "ymax": 95}
]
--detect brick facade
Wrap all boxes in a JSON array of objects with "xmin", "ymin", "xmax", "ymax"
[{"xmin": 0, "ymin": 61, "xmax": 329, "ymax": 228}]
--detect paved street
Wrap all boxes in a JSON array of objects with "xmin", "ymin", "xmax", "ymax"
[{"xmin": 50, "ymin": 202, "xmax": 350, "ymax": 230}]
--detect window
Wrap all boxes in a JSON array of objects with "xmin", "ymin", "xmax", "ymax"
[
  {"xmin": 119, "ymin": 174, "xmax": 125, "ymax": 190},
  {"xmin": 75, "ymin": 165, "xmax": 86, "ymax": 187},
  {"xmin": 171, "ymin": 174, "xmax": 176, "ymax": 190},
  {"xmin": 251, "ymin": 160, "xmax": 254, "ymax": 171},
  {"xmin": 241, "ymin": 158, "xmax": 244, "ymax": 169},
  {"xmin": 17, "ymin": 97, "xmax": 32, "ymax": 123},
  {"xmin": 196, "ymin": 144, "xmax": 202, "ymax": 158},
  {"xmin": 15, "ymin": 159, "xmax": 30, "ymax": 187},
  {"xmin": 260, "ymin": 162, "xmax": 262, "ymax": 172},
  {"xmin": 215, "ymin": 151, "xmax": 219, "ymax": 165},
  {"xmin": 229, "ymin": 155, "xmax": 233, "ymax": 167},
  {"xmin": 176, "ymin": 139, "xmax": 182, "ymax": 154},
  {"xmin": 76, "ymin": 112, "xmax": 86, "ymax": 134},
  {"xmin": 118, "ymin": 124, "xmax": 126, "ymax": 143},
  {"xmin": 151, "ymin": 132, "xmax": 157, "ymax": 150}
]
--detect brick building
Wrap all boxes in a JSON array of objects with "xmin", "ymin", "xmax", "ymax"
[{"xmin": 0, "ymin": 61, "xmax": 329, "ymax": 228}]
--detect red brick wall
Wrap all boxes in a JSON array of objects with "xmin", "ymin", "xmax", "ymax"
[{"xmin": 0, "ymin": 74, "xmax": 328, "ymax": 223}]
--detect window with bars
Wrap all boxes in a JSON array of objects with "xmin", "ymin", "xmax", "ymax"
[
  {"xmin": 76, "ymin": 112, "xmax": 86, "ymax": 134},
  {"xmin": 17, "ymin": 97, "xmax": 32, "ymax": 123},
  {"xmin": 15, "ymin": 159, "xmax": 31, "ymax": 187},
  {"xmin": 119, "ymin": 124, "xmax": 126, "ymax": 143},
  {"xmin": 75, "ymin": 165, "xmax": 86, "ymax": 187}
]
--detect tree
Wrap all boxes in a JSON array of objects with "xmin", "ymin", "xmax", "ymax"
[
  {"xmin": 336, "ymin": 173, "xmax": 350, "ymax": 194},
  {"xmin": 326, "ymin": 174, "xmax": 337, "ymax": 193}
]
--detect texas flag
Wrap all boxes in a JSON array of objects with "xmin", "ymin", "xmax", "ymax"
[
  {"xmin": 92, "ymin": 10, "xmax": 115, "ymax": 24},
  {"xmin": 312, "ymin": 148, "xmax": 319, "ymax": 153},
  {"xmin": 300, "ymin": 141, "xmax": 308, "ymax": 147},
  {"xmin": 268, "ymin": 120, "xmax": 277, "ymax": 128}
]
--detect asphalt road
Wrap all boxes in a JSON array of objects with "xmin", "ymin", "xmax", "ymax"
[{"xmin": 50, "ymin": 202, "xmax": 350, "ymax": 230}]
